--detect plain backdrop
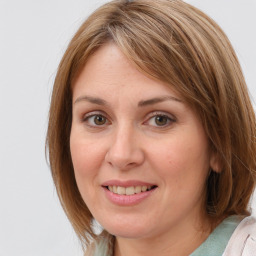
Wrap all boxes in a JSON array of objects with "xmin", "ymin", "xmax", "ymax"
[{"xmin": 0, "ymin": 0, "xmax": 255, "ymax": 255}]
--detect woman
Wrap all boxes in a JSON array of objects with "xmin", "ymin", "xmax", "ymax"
[{"xmin": 46, "ymin": 0, "xmax": 256, "ymax": 255}]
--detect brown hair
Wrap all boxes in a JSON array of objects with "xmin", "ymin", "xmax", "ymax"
[{"xmin": 46, "ymin": 0, "xmax": 256, "ymax": 249}]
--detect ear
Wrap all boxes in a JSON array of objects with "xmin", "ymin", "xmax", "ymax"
[{"xmin": 210, "ymin": 151, "xmax": 222, "ymax": 173}]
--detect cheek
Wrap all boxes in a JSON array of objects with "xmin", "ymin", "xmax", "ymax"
[
  {"xmin": 70, "ymin": 138, "xmax": 105, "ymax": 205},
  {"xmin": 70, "ymin": 134, "xmax": 106, "ymax": 187},
  {"xmin": 150, "ymin": 133, "xmax": 210, "ymax": 184}
]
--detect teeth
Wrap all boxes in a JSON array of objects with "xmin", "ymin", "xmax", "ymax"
[
  {"xmin": 117, "ymin": 186, "xmax": 126, "ymax": 195},
  {"xmin": 142, "ymin": 186, "xmax": 147, "ymax": 192},
  {"xmin": 126, "ymin": 186, "xmax": 135, "ymax": 195},
  {"xmin": 135, "ymin": 186, "xmax": 142, "ymax": 194},
  {"xmin": 107, "ymin": 185, "xmax": 154, "ymax": 195}
]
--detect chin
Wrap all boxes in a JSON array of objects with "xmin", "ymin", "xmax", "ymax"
[
  {"xmin": 108, "ymin": 228, "xmax": 148, "ymax": 239},
  {"xmin": 99, "ymin": 218, "xmax": 151, "ymax": 239}
]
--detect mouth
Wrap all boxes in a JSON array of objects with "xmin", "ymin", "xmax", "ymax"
[
  {"xmin": 104, "ymin": 185, "xmax": 157, "ymax": 196},
  {"xmin": 102, "ymin": 181, "xmax": 158, "ymax": 206}
]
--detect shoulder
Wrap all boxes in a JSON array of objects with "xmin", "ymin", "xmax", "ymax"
[
  {"xmin": 223, "ymin": 215, "xmax": 256, "ymax": 256},
  {"xmin": 85, "ymin": 231, "xmax": 114, "ymax": 256}
]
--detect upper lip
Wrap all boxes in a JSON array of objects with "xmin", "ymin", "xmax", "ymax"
[{"xmin": 101, "ymin": 180, "xmax": 157, "ymax": 187}]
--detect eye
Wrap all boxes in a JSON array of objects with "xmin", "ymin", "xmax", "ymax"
[
  {"xmin": 146, "ymin": 113, "xmax": 175, "ymax": 127},
  {"xmin": 154, "ymin": 115, "xmax": 169, "ymax": 126},
  {"xmin": 83, "ymin": 113, "xmax": 109, "ymax": 127}
]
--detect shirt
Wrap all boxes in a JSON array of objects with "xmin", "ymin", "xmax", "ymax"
[
  {"xmin": 93, "ymin": 215, "xmax": 256, "ymax": 256},
  {"xmin": 190, "ymin": 215, "xmax": 241, "ymax": 256}
]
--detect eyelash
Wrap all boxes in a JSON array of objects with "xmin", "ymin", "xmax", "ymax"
[
  {"xmin": 82, "ymin": 111, "xmax": 176, "ymax": 128},
  {"xmin": 144, "ymin": 112, "xmax": 176, "ymax": 128},
  {"xmin": 82, "ymin": 111, "xmax": 110, "ymax": 127}
]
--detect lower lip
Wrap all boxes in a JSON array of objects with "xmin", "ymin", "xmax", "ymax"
[{"xmin": 103, "ymin": 187, "xmax": 157, "ymax": 206}]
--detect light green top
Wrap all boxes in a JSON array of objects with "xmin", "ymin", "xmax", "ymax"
[
  {"xmin": 190, "ymin": 215, "xmax": 241, "ymax": 256},
  {"xmin": 94, "ymin": 216, "xmax": 241, "ymax": 256}
]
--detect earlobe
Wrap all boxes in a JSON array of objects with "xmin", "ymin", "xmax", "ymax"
[{"xmin": 210, "ymin": 152, "xmax": 222, "ymax": 173}]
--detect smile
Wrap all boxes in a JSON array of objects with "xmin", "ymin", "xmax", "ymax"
[
  {"xmin": 102, "ymin": 180, "xmax": 158, "ymax": 206},
  {"xmin": 107, "ymin": 185, "xmax": 156, "ymax": 195}
]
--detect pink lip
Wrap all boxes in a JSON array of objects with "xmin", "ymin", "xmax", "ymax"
[
  {"xmin": 102, "ymin": 180, "xmax": 157, "ymax": 206},
  {"xmin": 101, "ymin": 179, "xmax": 156, "ymax": 187}
]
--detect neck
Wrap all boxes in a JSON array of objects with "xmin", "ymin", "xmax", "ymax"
[{"xmin": 114, "ymin": 214, "xmax": 213, "ymax": 256}]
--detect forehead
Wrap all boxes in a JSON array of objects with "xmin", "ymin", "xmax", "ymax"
[{"xmin": 72, "ymin": 43, "xmax": 182, "ymax": 102}]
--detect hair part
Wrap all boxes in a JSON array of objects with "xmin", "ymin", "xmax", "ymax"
[{"xmin": 46, "ymin": 0, "xmax": 256, "ymax": 249}]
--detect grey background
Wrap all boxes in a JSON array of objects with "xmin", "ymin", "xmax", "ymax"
[{"xmin": 0, "ymin": 0, "xmax": 255, "ymax": 255}]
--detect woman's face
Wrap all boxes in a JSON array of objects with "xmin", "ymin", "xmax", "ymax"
[{"xmin": 70, "ymin": 43, "xmax": 216, "ymax": 240}]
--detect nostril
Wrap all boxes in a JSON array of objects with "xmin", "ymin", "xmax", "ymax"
[{"xmin": 105, "ymin": 143, "xmax": 145, "ymax": 170}]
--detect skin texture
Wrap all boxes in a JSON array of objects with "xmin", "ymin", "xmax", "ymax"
[{"xmin": 70, "ymin": 43, "xmax": 218, "ymax": 256}]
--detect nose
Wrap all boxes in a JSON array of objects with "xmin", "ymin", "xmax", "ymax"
[{"xmin": 105, "ymin": 125, "xmax": 145, "ymax": 170}]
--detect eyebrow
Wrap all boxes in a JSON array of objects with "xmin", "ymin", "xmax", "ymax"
[
  {"xmin": 138, "ymin": 96, "xmax": 182, "ymax": 107},
  {"xmin": 74, "ymin": 96, "xmax": 108, "ymax": 106},
  {"xmin": 74, "ymin": 95, "xmax": 182, "ymax": 106}
]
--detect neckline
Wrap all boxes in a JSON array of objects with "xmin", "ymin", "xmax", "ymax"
[
  {"xmin": 94, "ymin": 216, "xmax": 242, "ymax": 256},
  {"xmin": 189, "ymin": 215, "xmax": 242, "ymax": 256}
]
